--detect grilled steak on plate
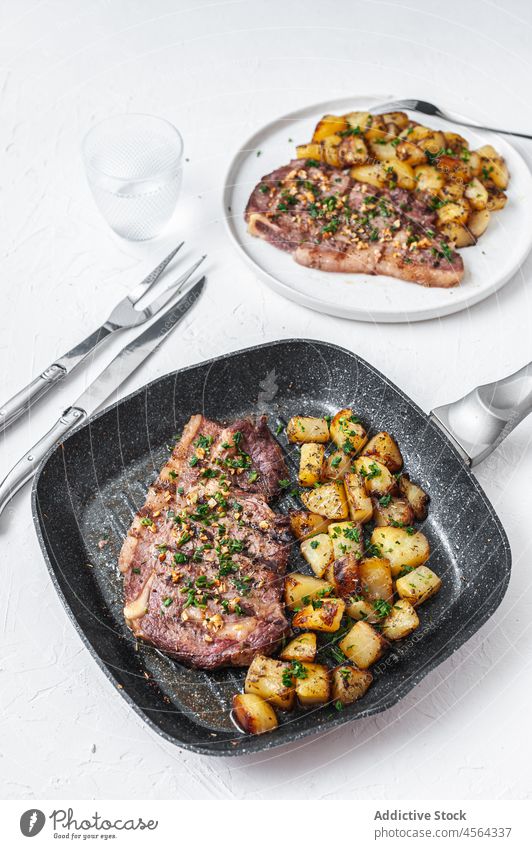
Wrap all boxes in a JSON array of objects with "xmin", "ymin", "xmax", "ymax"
[
  {"xmin": 245, "ymin": 159, "xmax": 464, "ymax": 288},
  {"xmin": 119, "ymin": 415, "xmax": 291, "ymax": 669}
]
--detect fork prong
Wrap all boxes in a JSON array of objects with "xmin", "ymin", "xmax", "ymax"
[
  {"xmin": 129, "ymin": 241, "xmax": 185, "ymax": 304},
  {"xmin": 142, "ymin": 256, "xmax": 207, "ymax": 319}
]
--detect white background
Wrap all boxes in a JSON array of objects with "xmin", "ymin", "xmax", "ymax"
[{"xmin": 1, "ymin": 0, "xmax": 532, "ymax": 801}]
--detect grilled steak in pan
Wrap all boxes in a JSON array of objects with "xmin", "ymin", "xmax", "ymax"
[{"xmin": 32, "ymin": 340, "xmax": 511, "ymax": 756}]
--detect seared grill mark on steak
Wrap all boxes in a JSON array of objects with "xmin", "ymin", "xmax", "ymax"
[
  {"xmin": 245, "ymin": 159, "xmax": 463, "ymax": 288},
  {"xmin": 119, "ymin": 415, "xmax": 291, "ymax": 669}
]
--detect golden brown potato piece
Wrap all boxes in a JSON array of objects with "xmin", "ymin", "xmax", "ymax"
[
  {"xmin": 312, "ymin": 114, "xmax": 348, "ymax": 142},
  {"xmin": 396, "ymin": 140, "xmax": 427, "ymax": 167},
  {"xmin": 295, "ymin": 663, "xmax": 331, "ymax": 707},
  {"xmin": 339, "ymin": 621, "xmax": 388, "ymax": 669},
  {"xmin": 476, "ymin": 144, "xmax": 509, "ymax": 189},
  {"xmin": 380, "ymin": 111, "xmax": 409, "ymax": 129},
  {"xmin": 465, "ymin": 177, "xmax": 489, "ymax": 210},
  {"xmin": 414, "ymin": 165, "xmax": 445, "ymax": 192},
  {"xmin": 280, "ymin": 632, "xmax": 317, "ymax": 662},
  {"xmin": 287, "ymin": 416, "xmax": 329, "ymax": 443},
  {"xmin": 468, "ymin": 208, "xmax": 491, "ymax": 239},
  {"xmin": 244, "ymin": 655, "xmax": 295, "ymax": 710},
  {"xmin": 396, "ymin": 564, "xmax": 442, "ymax": 606},
  {"xmin": 300, "ymin": 533, "xmax": 334, "ymax": 578},
  {"xmin": 436, "ymin": 154, "xmax": 471, "ymax": 183},
  {"xmin": 350, "ymin": 162, "xmax": 388, "ymax": 189},
  {"xmin": 443, "ymin": 131, "xmax": 469, "ymax": 153},
  {"xmin": 439, "ymin": 222, "xmax": 475, "ymax": 248},
  {"xmin": 293, "ymin": 597, "xmax": 345, "ymax": 632},
  {"xmin": 284, "ymin": 573, "xmax": 333, "ymax": 610},
  {"xmin": 332, "ymin": 665, "xmax": 373, "ymax": 705},
  {"xmin": 321, "ymin": 134, "xmax": 343, "ymax": 167},
  {"xmin": 330, "ymin": 409, "xmax": 367, "ymax": 455},
  {"xmin": 300, "ymin": 481, "xmax": 349, "ymax": 520},
  {"xmin": 328, "ymin": 521, "xmax": 363, "ymax": 559},
  {"xmin": 333, "ymin": 553, "xmax": 362, "ymax": 598},
  {"xmin": 290, "ymin": 510, "xmax": 332, "ymax": 540},
  {"xmin": 361, "ymin": 431, "xmax": 403, "ymax": 472},
  {"xmin": 437, "ymin": 199, "xmax": 470, "ymax": 226},
  {"xmin": 417, "ymin": 130, "xmax": 445, "ymax": 155},
  {"xmin": 346, "ymin": 596, "xmax": 380, "ymax": 623},
  {"xmin": 359, "ymin": 557, "xmax": 393, "ymax": 603},
  {"xmin": 486, "ymin": 188, "xmax": 507, "ymax": 211},
  {"xmin": 298, "ymin": 442, "xmax": 325, "ymax": 487},
  {"xmin": 354, "ymin": 457, "xmax": 395, "ymax": 497},
  {"xmin": 383, "ymin": 159, "xmax": 416, "ymax": 191},
  {"xmin": 322, "ymin": 450, "xmax": 353, "ymax": 481},
  {"xmin": 371, "ymin": 527, "xmax": 430, "ymax": 577},
  {"xmin": 233, "ymin": 694, "xmax": 278, "ymax": 734},
  {"xmin": 372, "ymin": 496, "xmax": 414, "ymax": 528},
  {"xmin": 296, "ymin": 142, "xmax": 322, "ymax": 161},
  {"xmin": 344, "ymin": 471, "xmax": 374, "ymax": 523},
  {"xmin": 345, "ymin": 110, "xmax": 373, "ymax": 131},
  {"xmin": 338, "ymin": 136, "xmax": 369, "ymax": 166},
  {"xmin": 397, "ymin": 473, "xmax": 429, "ymax": 520},
  {"xmin": 381, "ymin": 599, "xmax": 420, "ymax": 640},
  {"xmin": 370, "ymin": 139, "xmax": 401, "ymax": 162}
]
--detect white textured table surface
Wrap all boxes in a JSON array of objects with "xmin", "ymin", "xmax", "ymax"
[{"xmin": 2, "ymin": 0, "xmax": 532, "ymax": 801}]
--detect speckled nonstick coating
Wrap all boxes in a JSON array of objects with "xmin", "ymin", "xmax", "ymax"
[{"xmin": 32, "ymin": 339, "xmax": 511, "ymax": 756}]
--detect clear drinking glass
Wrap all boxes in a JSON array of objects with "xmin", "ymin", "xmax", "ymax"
[{"xmin": 82, "ymin": 114, "xmax": 184, "ymax": 241}]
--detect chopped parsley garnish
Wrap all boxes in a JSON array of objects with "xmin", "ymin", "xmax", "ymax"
[{"xmin": 379, "ymin": 494, "xmax": 392, "ymax": 506}]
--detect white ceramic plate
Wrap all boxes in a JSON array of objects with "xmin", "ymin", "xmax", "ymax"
[{"xmin": 223, "ymin": 95, "xmax": 532, "ymax": 322}]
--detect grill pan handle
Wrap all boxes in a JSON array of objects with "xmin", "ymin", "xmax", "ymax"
[{"xmin": 430, "ymin": 362, "xmax": 532, "ymax": 466}]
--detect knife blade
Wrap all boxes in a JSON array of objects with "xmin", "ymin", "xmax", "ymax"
[{"xmin": 0, "ymin": 277, "xmax": 205, "ymax": 517}]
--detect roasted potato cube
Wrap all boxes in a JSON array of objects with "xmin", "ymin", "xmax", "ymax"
[
  {"xmin": 323, "ymin": 449, "xmax": 352, "ymax": 480},
  {"xmin": 280, "ymin": 632, "xmax": 317, "ymax": 662},
  {"xmin": 443, "ymin": 131, "xmax": 469, "ymax": 153},
  {"xmin": 440, "ymin": 181, "xmax": 466, "ymax": 201},
  {"xmin": 299, "ymin": 442, "xmax": 325, "ymax": 487},
  {"xmin": 383, "ymin": 159, "xmax": 416, "ymax": 191},
  {"xmin": 436, "ymin": 154, "xmax": 471, "ymax": 183},
  {"xmin": 371, "ymin": 526, "xmax": 430, "ymax": 576},
  {"xmin": 372, "ymin": 496, "xmax": 414, "ymax": 528},
  {"xmin": 289, "ymin": 510, "xmax": 331, "ymax": 540},
  {"xmin": 333, "ymin": 553, "xmax": 361, "ymax": 597},
  {"xmin": 330, "ymin": 409, "xmax": 367, "ymax": 455},
  {"xmin": 300, "ymin": 533, "xmax": 334, "ymax": 578},
  {"xmin": 370, "ymin": 139, "xmax": 401, "ymax": 161},
  {"xmin": 328, "ymin": 521, "xmax": 363, "ymax": 558},
  {"xmin": 295, "ymin": 662, "xmax": 331, "ymax": 707},
  {"xmin": 439, "ymin": 222, "xmax": 475, "ymax": 248},
  {"xmin": 380, "ymin": 111, "xmax": 409, "ymax": 129},
  {"xmin": 354, "ymin": 456, "xmax": 394, "ymax": 497},
  {"xmin": 486, "ymin": 188, "xmax": 507, "ymax": 211},
  {"xmin": 312, "ymin": 114, "xmax": 348, "ymax": 142},
  {"xmin": 284, "ymin": 572, "xmax": 333, "ymax": 610},
  {"xmin": 437, "ymin": 199, "xmax": 470, "ymax": 226},
  {"xmin": 296, "ymin": 143, "xmax": 322, "ymax": 161},
  {"xmin": 397, "ymin": 473, "xmax": 429, "ymax": 520},
  {"xmin": 338, "ymin": 136, "xmax": 369, "ymax": 166},
  {"xmin": 468, "ymin": 208, "xmax": 491, "ymax": 239},
  {"xmin": 287, "ymin": 416, "xmax": 329, "ymax": 443},
  {"xmin": 344, "ymin": 471, "xmax": 373, "ymax": 523},
  {"xmin": 417, "ymin": 130, "xmax": 446, "ymax": 155},
  {"xmin": 321, "ymin": 134, "xmax": 342, "ymax": 167},
  {"xmin": 332, "ymin": 665, "xmax": 373, "ymax": 705},
  {"xmin": 465, "ymin": 177, "xmax": 489, "ymax": 210},
  {"xmin": 346, "ymin": 596, "xmax": 380, "ymax": 623},
  {"xmin": 396, "ymin": 564, "xmax": 442, "ymax": 606},
  {"xmin": 300, "ymin": 481, "xmax": 349, "ymax": 519},
  {"xmin": 382, "ymin": 599, "xmax": 420, "ymax": 640},
  {"xmin": 233, "ymin": 693, "xmax": 278, "ymax": 734},
  {"xmin": 361, "ymin": 431, "xmax": 403, "ymax": 472},
  {"xmin": 345, "ymin": 110, "xmax": 373, "ymax": 131},
  {"xmin": 476, "ymin": 145, "xmax": 509, "ymax": 189},
  {"xmin": 414, "ymin": 164, "xmax": 445, "ymax": 192},
  {"xmin": 396, "ymin": 140, "xmax": 427, "ymax": 167},
  {"xmin": 244, "ymin": 655, "xmax": 295, "ymax": 710},
  {"xmin": 359, "ymin": 557, "xmax": 393, "ymax": 603},
  {"xmin": 292, "ymin": 597, "xmax": 345, "ymax": 632},
  {"xmin": 350, "ymin": 162, "xmax": 388, "ymax": 189},
  {"xmin": 339, "ymin": 621, "xmax": 388, "ymax": 669}
]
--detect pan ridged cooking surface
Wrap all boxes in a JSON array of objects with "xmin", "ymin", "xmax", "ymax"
[{"xmin": 32, "ymin": 340, "xmax": 510, "ymax": 755}]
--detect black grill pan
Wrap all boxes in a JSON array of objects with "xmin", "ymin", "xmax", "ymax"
[{"xmin": 32, "ymin": 340, "xmax": 511, "ymax": 756}]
